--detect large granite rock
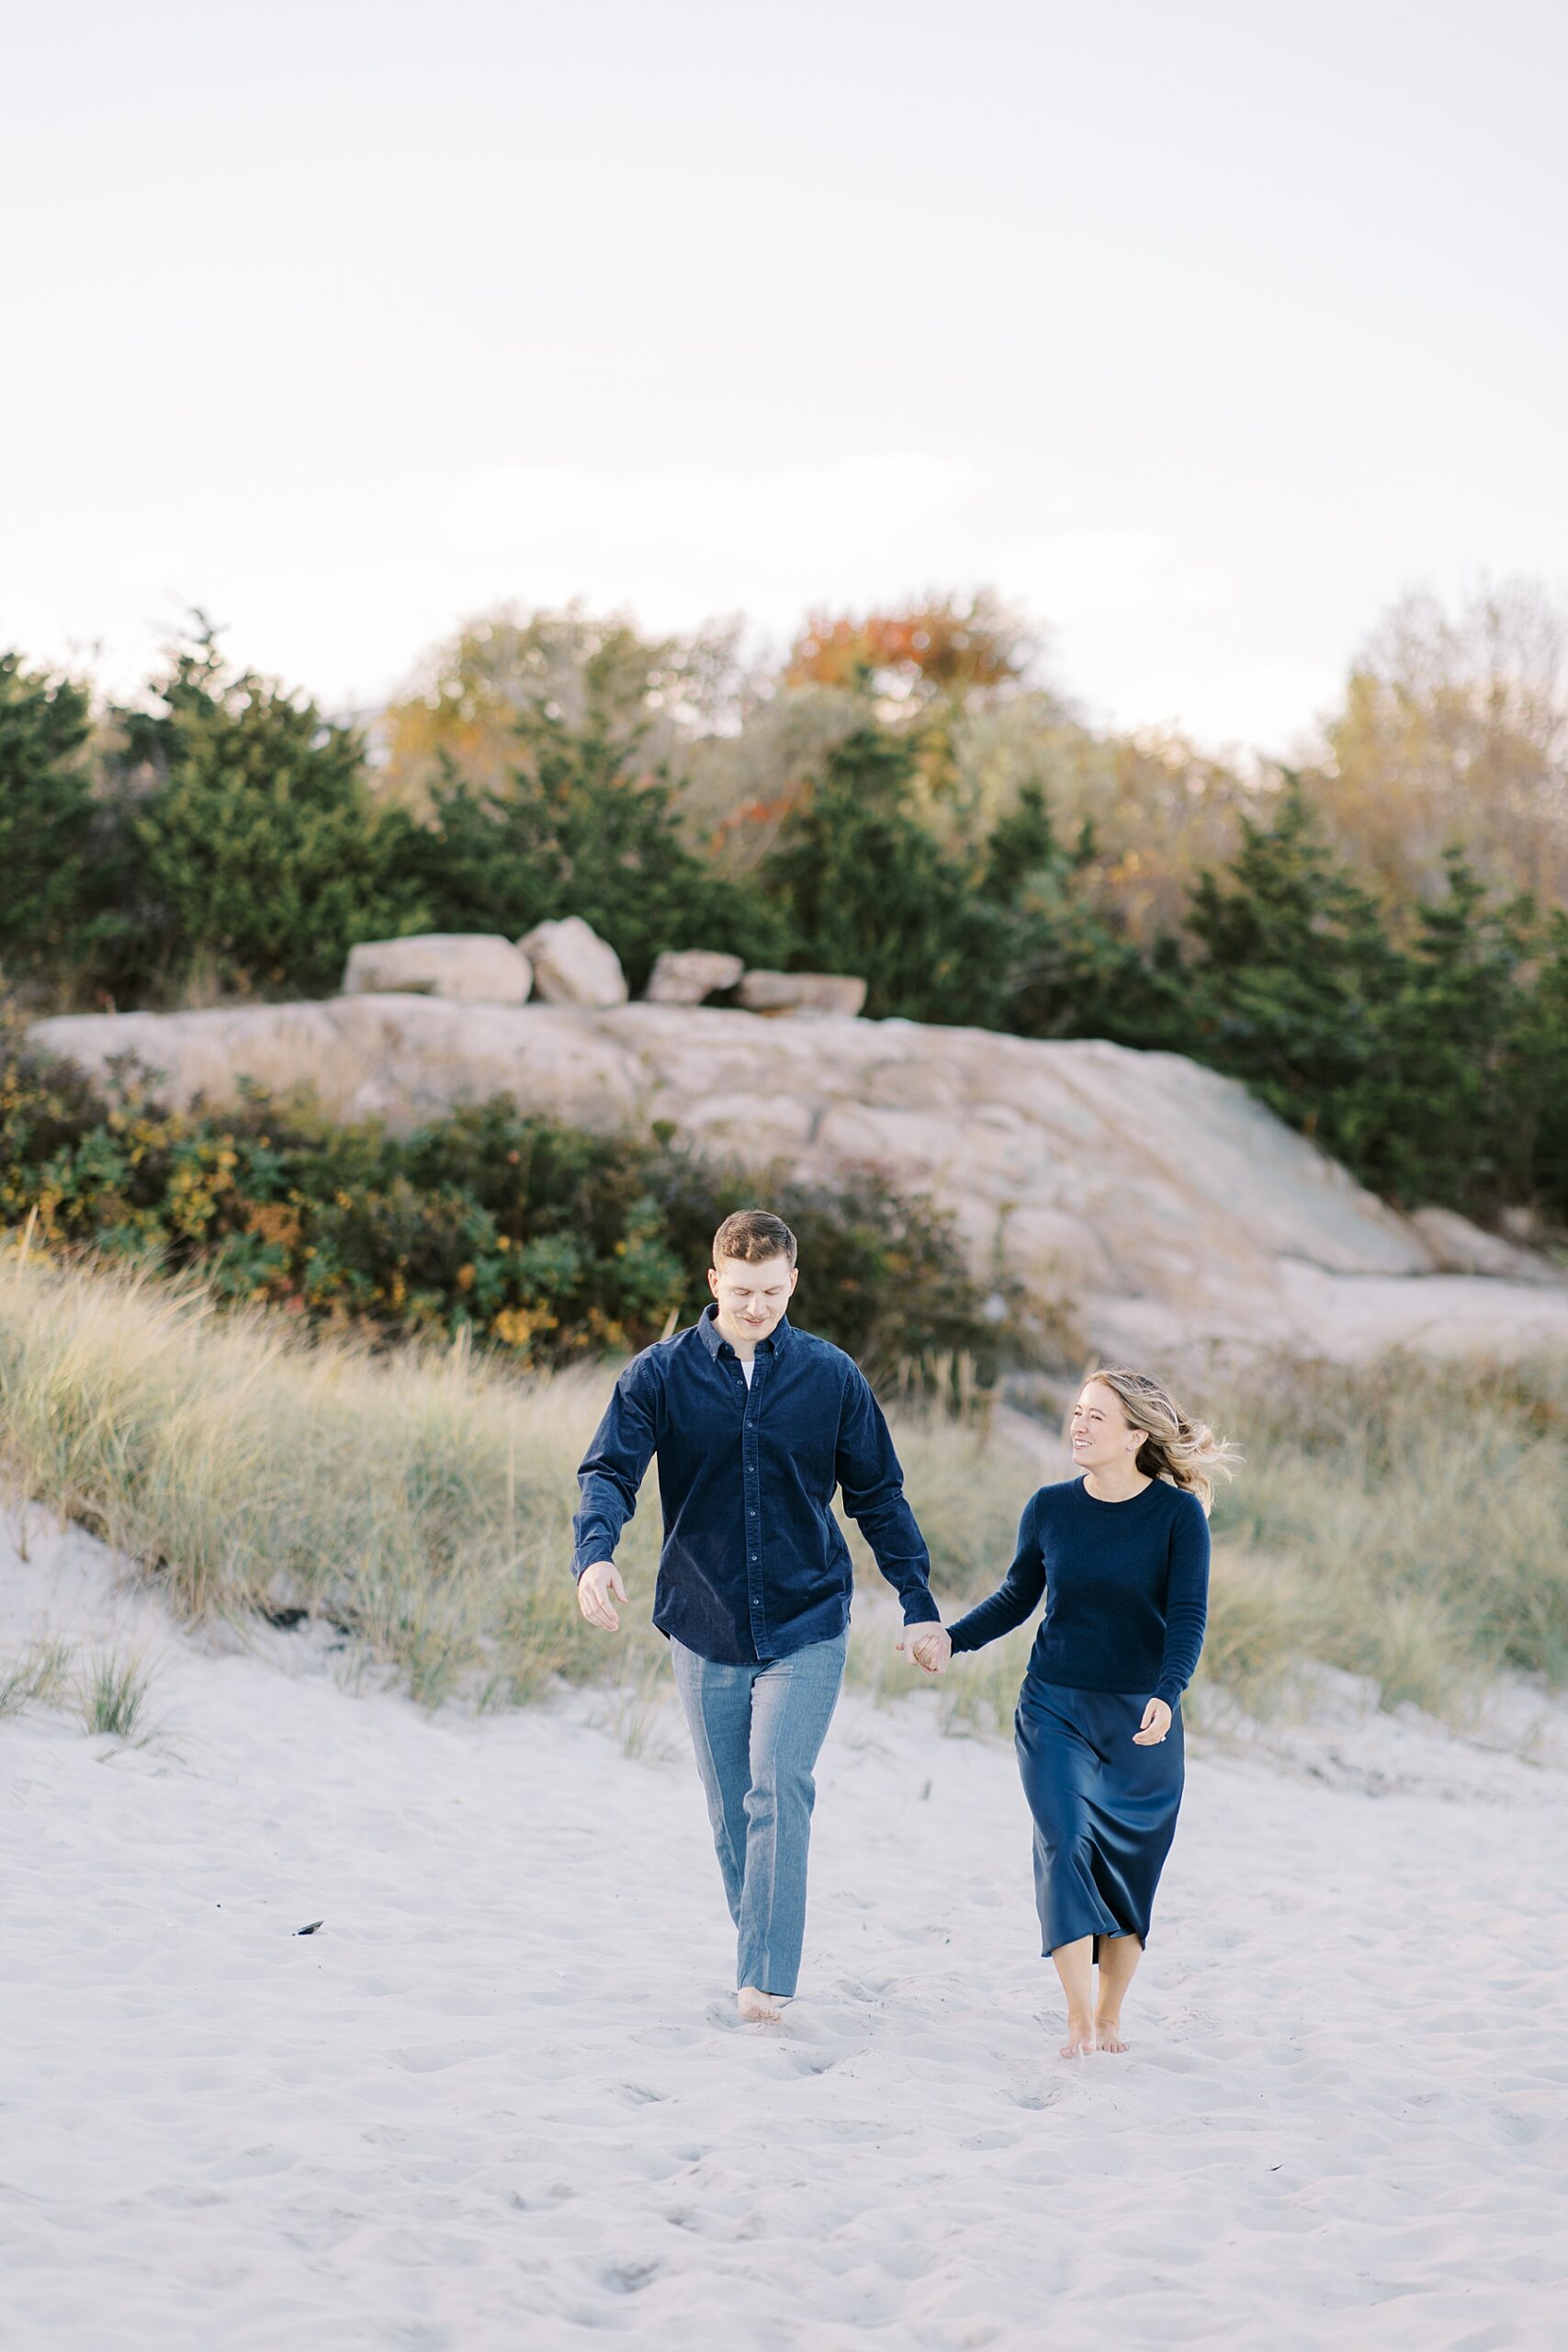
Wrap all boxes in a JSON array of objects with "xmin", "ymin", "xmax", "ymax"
[
  {"xmin": 27, "ymin": 998, "xmax": 1568, "ymax": 1363},
  {"xmin": 517, "ymin": 918, "xmax": 627, "ymax": 1008},
  {"xmin": 644, "ymin": 950, "xmax": 744, "ymax": 1005},
  {"xmin": 342, "ymin": 933, "xmax": 532, "ymax": 1005}
]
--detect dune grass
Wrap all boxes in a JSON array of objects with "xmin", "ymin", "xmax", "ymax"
[
  {"xmin": 852, "ymin": 1352, "xmax": 1568, "ymax": 1736},
  {"xmin": 75, "ymin": 1645, "xmax": 156, "ymax": 1738},
  {"xmin": 0, "ymin": 1241, "xmax": 1563, "ymax": 1732},
  {"xmin": 0, "ymin": 1245, "xmax": 1033, "ymax": 1716},
  {"xmin": 0, "ymin": 1634, "xmax": 74, "ymax": 1717},
  {"xmin": 1203, "ymin": 1350, "xmax": 1568, "ymax": 1721}
]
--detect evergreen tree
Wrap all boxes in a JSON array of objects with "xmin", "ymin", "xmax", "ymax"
[
  {"xmin": 1179, "ymin": 783, "xmax": 1405, "ymax": 1170},
  {"xmin": 412, "ymin": 709, "xmax": 791, "ymax": 991},
  {"xmin": 981, "ymin": 788, "xmax": 1156, "ymax": 1041},
  {"xmin": 759, "ymin": 727, "xmax": 1025, "ymax": 1025},
  {"xmin": 0, "ymin": 653, "xmax": 96, "ymax": 972},
  {"xmin": 758, "ymin": 729, "xmax": 1139, "ymax": 1032},
  {"xmin": 128, "ymin": 636, "xmax": 425, "ymax": 996},
  {"xmin": 1515, "ymin": 908, "xmax": 1568, "ymax": 1223},
  {"xmin": 1371, "ymin": 857, "xmax": 1532, "ymax": 1209}
]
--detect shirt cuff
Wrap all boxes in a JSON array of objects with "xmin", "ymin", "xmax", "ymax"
[
  {"xmin": 901, "ymin": 1592, "xmax": 942, "ymax": 1626},
  {"xmin": 1155, "ymin": 1677, "xmax": 1183, "ymax": 1708}
]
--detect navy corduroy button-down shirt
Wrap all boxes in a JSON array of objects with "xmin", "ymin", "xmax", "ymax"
[{"xmin": 572, "ymin": 1304, "xmax": 941, "ymax": 1665}]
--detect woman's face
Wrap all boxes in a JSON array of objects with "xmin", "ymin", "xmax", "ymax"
[{"xmin": 1069, "ymin": 1379, "xmax": 1144, "ymax": 1474}]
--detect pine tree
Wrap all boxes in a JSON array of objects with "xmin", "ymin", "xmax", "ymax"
[
  {"xmin": 760, "ymin": 727, "xmax": 1023, "ymax": 1024},
  {"xmin": 410, "ymin": 707, "xmax": 792, "ymax": 992},
  {"xmin": 1179, "ymin": 782, "xmax": 1405, "ymax": 1170},
  {"xmin": 130, "ymin": 638, "xmax": 425, "ymax": 995},
  {"xmin": 1372, "ymin": 856, "xmax": 1531, "ymax": 1209},
  {"xmin": 0, "ymin": 654, "xmax": 96, "ymax": 972},
  {"xmin": 1515, "ymin": 908, "xmax": 1568, "ymax": 1224}
]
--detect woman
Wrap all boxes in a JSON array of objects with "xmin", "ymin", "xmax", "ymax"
[{"xmin": 915, "ymin": 1367, "xmax": 1235, "ymax": 2057}]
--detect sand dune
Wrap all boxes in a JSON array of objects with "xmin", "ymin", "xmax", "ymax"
[{"xmin": 3, "ymin": 1516, "xmax": 1564, "ymax": 2351}]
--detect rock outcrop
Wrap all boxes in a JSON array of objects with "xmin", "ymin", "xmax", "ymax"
[
  {"xmin": 342, "ymin": 934, "xmax": 533, "ymax": 1005},
  {"xmin": 27, "ymin": 996, "xmax": 1568, "ymax": 1363},
  {"xmin": 737, "ymin": 971, "xmax": 868, "ymax": 1018},
  {"xmin": 517, "ymin": 918, "xmax": 627, "ymax": 1008},
  {"xmin": 644, "ymin": 950, "xmax": 744, "ymax": 1005}
]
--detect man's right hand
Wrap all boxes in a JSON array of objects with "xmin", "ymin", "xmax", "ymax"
[
  {"xmin": 897, "ymin": 1623, "xmax": 952, "ymax": 1676},
  {"xmin": 577, "ymin": 1561, "xmax": 627, "ymax": 1632}
]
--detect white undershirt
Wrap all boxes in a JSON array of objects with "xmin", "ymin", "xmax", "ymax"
[{"xmin": 739, "ymin": 1356, "xmax": 755, "ymax": 1387}]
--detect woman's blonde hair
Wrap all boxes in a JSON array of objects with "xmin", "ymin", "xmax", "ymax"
[{"xmin": 1081, "ymin": 1366, "xmax": 1240, "ymax": 1514}]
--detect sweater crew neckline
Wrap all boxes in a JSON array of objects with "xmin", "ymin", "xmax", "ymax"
[{"xmin": 1075, "ymin": 1473, "xmax": 1161, "ymax": 1510}]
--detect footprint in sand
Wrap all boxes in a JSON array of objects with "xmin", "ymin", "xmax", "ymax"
[
  {"xmin": 389, "ymin": 2039, "xmax": 494, "ymax": 2073},
  {"xmin": 786, "ymin": 2047, "xmax": 841, "ymax": 2077},
  {"xmin": 602, "ymin": 2258, "xmax": 660, "ymax": 2294}
]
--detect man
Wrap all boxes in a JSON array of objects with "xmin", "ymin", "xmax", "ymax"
[{"xmin": 574, "ymin": 1208, "xmax": 952, "ymax": 2022}]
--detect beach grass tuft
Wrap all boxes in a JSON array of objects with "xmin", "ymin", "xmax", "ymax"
[
  {"xmin": 75, "ymin": 1645, "xmax": 155, "ymax": 1738},
  {"xmin": 0, "ymin": 1636, "xmax": 75, "ymax": 1717}
]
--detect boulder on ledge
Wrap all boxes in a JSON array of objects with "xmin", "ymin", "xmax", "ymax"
[
  {"xmin": 342, "ymin": 934, "xmax": 532, "ymax": 1004},
  {"xmin": 644, "ymin": 950, "xmax": 745, "ymax": 1005},
  {"xmin": 518, "ymin": 917, "xmax": 628, "ymax": 1008},
  {"xmin": 737, "ymin": 970, "xmax": 867, "ymax": 1019}
]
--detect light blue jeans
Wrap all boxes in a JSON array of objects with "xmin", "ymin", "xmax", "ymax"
[{"xmin": 669, "ymin": 1630, "xmax": 848, "ymax": 1998}]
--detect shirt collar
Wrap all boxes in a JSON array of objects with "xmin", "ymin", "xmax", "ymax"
[{"xmin": 698, "ymin": 1300, "xmax": 794, "ymax": 1358}]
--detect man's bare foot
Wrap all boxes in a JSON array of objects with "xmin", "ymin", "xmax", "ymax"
[
  {"xmin": 737, "ymin": 1986, "xmax": 788, "ymax": 2023},
  {"xmin": 1094, "ymin": 2017, "xmax": 1128, "ymax": 2052},
  {"xmin": 1058, "ymin": 2013, "xmax": 1097, "ymax": 2058}
]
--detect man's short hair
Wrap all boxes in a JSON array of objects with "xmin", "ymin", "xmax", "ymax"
[{"xmin": 712, "ymin": 1209, "xmax": 797, "ymax": 1268}]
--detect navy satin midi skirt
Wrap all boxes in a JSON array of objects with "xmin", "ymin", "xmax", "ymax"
[{"xmin": 1013, "ymin": 1677, "xmax": 1185, "ymax": 1958}]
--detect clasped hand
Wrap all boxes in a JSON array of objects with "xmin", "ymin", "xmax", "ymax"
[{"xmin": 895, "ymin": 1623, "xmax": 952, "ymax": 1676}]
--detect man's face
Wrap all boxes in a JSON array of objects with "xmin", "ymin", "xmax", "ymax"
[{"xmin": 707, "ymin": 1251, "xmax": 798, "ymax": 1342}]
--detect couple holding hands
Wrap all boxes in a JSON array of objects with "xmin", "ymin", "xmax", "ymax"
[{"xmin": 574, "ymin": 1210, "xmax": 1234, "ymax": 2058}]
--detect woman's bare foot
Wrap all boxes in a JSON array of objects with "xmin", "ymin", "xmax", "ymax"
[
  {"xmin": 737, "ymin": 1986, "xmax": 788, "ymax": 2023},
  {"xmin": 1059, "ymin": 2011, "xmax": 1097, "ymax": 2058},
  {"xmin": 1094, "ymin": 2015, "xmax": 1128, "ymax": 2052}
]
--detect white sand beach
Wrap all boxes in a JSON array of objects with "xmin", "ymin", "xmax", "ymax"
[{"xmin": 4, "ymin": 1514, "xmax": 1565, "ymax": 2352}]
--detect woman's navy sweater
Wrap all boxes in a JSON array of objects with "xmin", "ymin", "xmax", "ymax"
[{"xmin": 948, "ymin": 1475, "xmax": 1210, "ymax": 1707}]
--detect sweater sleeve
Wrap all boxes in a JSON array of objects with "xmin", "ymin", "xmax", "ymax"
[
  {"xmin": 947, "ymin": 1496, "xmax": 1046, "ymax": 1655},
  {"xmin": 1154, "ymin": 1491, "xmax": 1210, "ymax": 1706}
]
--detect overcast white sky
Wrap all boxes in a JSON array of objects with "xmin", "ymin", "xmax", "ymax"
[{"xmin": 5, "ymin": 0, "xmax": 1565, "ymax": 753}]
